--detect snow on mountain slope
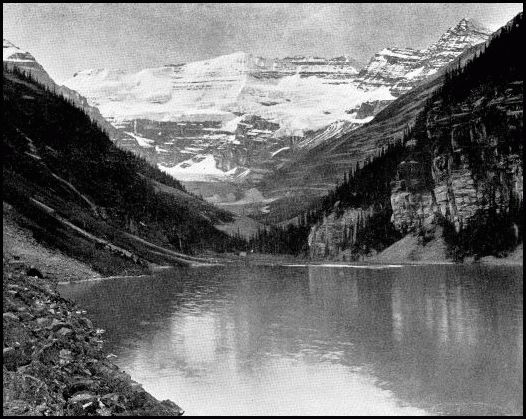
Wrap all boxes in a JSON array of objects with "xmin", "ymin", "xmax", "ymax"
[{"xmin": 65, "ymin": 51, "xmax": 371, "ymax": 134}]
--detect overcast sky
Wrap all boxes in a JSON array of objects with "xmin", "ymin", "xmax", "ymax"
[{"xmin": 3, "ymin": 3, "xmax": 523, "ymax": 83}]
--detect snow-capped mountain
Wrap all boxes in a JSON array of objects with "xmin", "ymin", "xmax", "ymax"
[
  {"xmin": 356, "ymin": 18, "xmax": 492, "ymax": 95},
  {"xmin": 64, "ymin": 51, "xmax": 388, "ymax": 187},
  {"xmin": 3, "ymin": 39, "xmax": 119, "ymax": 138},
  {"xmin": 61, "ymin": 18, "xmax": 491, "ymax": 196},
  {"xmin": 65, "ymin": 52, "xmax": 374, "ymax": 135},
  {"xmin": 5, "ymin": 17, "xmax": 492, "ymax": 215}
]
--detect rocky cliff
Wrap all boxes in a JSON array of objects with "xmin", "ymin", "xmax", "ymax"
[
  {"xmin": 308, "ymin": 206, "xmax": 376, "ymax": 259},
  {"xmin": 390, "ymin": 80, "xmax": 523, "ymax": 237}
]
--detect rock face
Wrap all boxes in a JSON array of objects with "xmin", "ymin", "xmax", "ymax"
[
  {"xmin": 61, "ymin": 19, "xmax": 490, "ymax": 205},
  {"xmin": 390, "ymin": 82, "xmax": 523, "ymax": 236},
  {"xmin": 3, "ymin": 39, "xmax": 55, "ymax": 85},
  {"xmin": 308, "ymin": 206, "xmax": 375, "ymax": 258},
  {"xmin": 312, "ymin": 78, "xmax": 524, "ymax": 260},
  {"xmin": 3, "ymin": 39, "xmax": 119, "ymax": 139}
]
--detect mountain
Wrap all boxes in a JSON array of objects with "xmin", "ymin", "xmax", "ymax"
[
  {"xmin": 62, "ymin": 18, "xmax": 490, "ymax": 202},
  {"xmin": 65, "ymin": 52, "xmax": 365, "ymax": 132},
  {"xmin": 2, "ymin": 63, "xmax": 252, "ymax": 275},
  {"xmin": 64, "ymin": 52, "xmax": 379, "ymax": 187},
  {"xmin": 3, "ymin": 39, "xmax": 55, "ymax": 85}
]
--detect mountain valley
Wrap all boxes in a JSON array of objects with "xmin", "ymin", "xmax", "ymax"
[{"xmin": 57, "ymin": 18, "xmax": 492, "ymax": 214}]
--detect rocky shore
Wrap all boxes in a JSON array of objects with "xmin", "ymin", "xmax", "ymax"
[{"xmin": 3, "ymin": 258, "xmax": 184, "ymax": 416}]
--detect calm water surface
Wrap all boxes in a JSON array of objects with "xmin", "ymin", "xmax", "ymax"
[{"xmin": 59, "ymin": 264, "xmax": 523, "ymax": 416}]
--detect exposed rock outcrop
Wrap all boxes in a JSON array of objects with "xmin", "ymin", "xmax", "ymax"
[
  {"xmin": 357, "ymin": 19, "xmax": 491, "ymax": 95},
  {"xmin": 308, "ymin": 206, "xmax": 375, "ymax": 258}
]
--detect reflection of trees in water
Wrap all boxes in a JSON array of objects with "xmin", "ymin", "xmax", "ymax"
[
  {"xmin": 308, "ymin": 266, "xmax": 395, "ymax": 357},
  {"xmin": 308, "ymin": 265, "xmax": 523, "ymax": 415}
]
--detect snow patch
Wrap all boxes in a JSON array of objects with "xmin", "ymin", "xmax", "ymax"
[
  {"xmin": 158, "ymin": 154, "xmax": 237, "ymax": 181},
  {"xmin": 271, "ymin": 147, "xmax": 290, "ymax": 157}
]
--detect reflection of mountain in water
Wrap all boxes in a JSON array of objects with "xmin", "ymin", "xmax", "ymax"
[{"xmin": 60, "ymin": 265, "xmax": 523, "ymax": 416}]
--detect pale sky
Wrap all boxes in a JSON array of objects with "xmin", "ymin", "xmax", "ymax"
[{"xmin": 3, "ymin": 3, "xmax": 523, "ymax": 83}]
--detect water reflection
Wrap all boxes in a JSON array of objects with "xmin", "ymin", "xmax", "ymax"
[{"xmin": 60, "ymin": 265, "xmax": 522, "ymax": 416}]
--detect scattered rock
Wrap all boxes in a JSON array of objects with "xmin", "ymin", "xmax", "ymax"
[
  {"xmin": 64, "ymin": 378, "xmax": 98, "ymax": 397},
  {"xmin": 67, "ymin": 392, "xmax": 99, "ymax": 415},
  {"xmin": 77, "ymin": 317, "xmax": 93, "ymax": 329},
  {"xmin": 3, "ymin": 258, "xmax": 185, "ymax": 416},
  {"xmin": 3, "ymin": 399, "xmax": 41, "ymax": 416},
  {"xmin": 68, "ymin": 391, "xmax": 98, "ymax": 404},
  {"xmin": 47, "ymin": 318, "xmax": 68, "ymax": 331},
  {"xmin": 36, "ymin": 316, "xmax": 51, "ymax": 327},
  {"xmin": 162, "ymin": 399, "xmax": 185, "ymax": 415}
]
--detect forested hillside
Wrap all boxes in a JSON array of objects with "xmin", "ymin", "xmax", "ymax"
[{"xmin": 3, "ymin": 66, "xmax": 245, "ymax": 274}]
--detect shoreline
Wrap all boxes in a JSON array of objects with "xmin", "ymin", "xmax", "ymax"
[
  {"xmin": 59, "ymin": 255, "xmax": 523, "ymax": 286},
  {"xmin": 3, "ymin": 257, "xmax": 185, "ymax": 416}
]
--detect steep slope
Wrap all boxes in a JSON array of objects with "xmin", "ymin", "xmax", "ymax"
[
  {"xmin": 62, "ymin": 18, "xmax": 489, "ymax": 201},
  {"xmin": 3, "ymin": 39, "xmax": 120, "ymax": 140},
  {"xmin": 3, "ymin": 66, "xmax": 245, "ymax": 275},
  {"xmin": 306, "ymin": 13, "xmax": 523, "ymax": 261}
]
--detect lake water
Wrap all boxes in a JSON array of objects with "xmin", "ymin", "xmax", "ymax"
[{"xmin": 59, "ymin": 264, "xmax": 523, "ymax": 416}]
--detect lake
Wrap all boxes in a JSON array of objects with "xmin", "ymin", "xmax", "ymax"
[{"xmin": 58, "ymin": 264, "xmax": 523, "ymax": 416}]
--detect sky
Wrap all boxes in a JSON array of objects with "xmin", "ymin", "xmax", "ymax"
[{"xmin": 3, "ymin": 3, "xmax": 523, "ymax": 83}]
